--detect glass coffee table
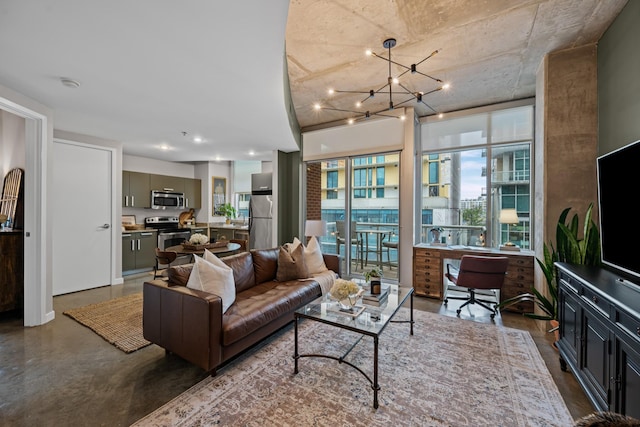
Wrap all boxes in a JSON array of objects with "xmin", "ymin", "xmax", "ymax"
[{"xmin": 293, "ymin": 284, "xmax": 414, "ymax": 409}]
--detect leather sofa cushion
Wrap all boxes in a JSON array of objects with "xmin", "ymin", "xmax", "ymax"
[
  {"xmin": 252, "ymin": 248, "xmax": 279, "ymax": 284},
  {"xmin": 222, "ymin": 252, "xmax": 256, "ymax": 293},
  {"xmin": 222, "ymin": 279, "xmax": 320, "ymax": 346}
]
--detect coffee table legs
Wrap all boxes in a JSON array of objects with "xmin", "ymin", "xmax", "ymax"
[
  {"xmin": 373, "ymin": 335, "xmax": 380, "ymax": 408},
  {"xmin": 294, "ymin": 315, "xmax": 299, "ymax": 374}
]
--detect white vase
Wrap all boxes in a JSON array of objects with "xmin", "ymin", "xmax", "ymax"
[{"xmin": 338, "ymin": 294, "xmax": 359, "ymax": 311}]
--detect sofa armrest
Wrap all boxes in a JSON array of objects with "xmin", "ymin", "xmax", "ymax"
[
  {"xmin": 143, "ymin": 280, "xmax": 223, "ymax": 372},
  {"xmin": 322, "ymin": 253, "xmax": 341, "ymax": 277}
]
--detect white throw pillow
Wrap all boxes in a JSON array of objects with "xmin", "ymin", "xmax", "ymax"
[
  {"xmin": 305, "ymin": 236, "xmax": 328, "ymax": 275},
  {"xmin": 186, "ymin": 252, "xmax": 236, "ymax": 313}
]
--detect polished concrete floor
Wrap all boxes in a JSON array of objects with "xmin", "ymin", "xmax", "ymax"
[{"xmin": 0, "ymin": 273, "xmax": 593, "ymax": 426}]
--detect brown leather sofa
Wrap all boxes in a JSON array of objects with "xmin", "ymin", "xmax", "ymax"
[{"xmin": 143, "ymin": 247, "xmax": 340, "ymax": 373}]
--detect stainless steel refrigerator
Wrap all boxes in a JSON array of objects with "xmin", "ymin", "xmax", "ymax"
[{"xmin": 249, "ymin": 173, "xmax": 273, "ymax": 250}]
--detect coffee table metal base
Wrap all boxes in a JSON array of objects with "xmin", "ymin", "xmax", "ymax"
[{"xmin": 293, "ymin": 291, "xmax": 414, "ymax": 409}]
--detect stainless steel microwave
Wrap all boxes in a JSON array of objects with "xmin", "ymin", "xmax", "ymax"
[{"xmin": 151, "ymin": 190, "xmax": 185, "ymax": 209}]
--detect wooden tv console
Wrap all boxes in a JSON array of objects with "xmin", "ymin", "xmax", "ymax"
[{"xmin": 412, "ymin": 244, "xmax": 534, "ymax": 313}]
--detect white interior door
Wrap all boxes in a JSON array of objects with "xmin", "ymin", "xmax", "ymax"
[{"xmin": 52, "ymin": 141, "xmax": 112, "ymax": 295}]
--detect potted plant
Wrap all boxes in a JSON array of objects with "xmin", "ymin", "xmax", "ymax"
[
  {"xmin": 364, "ymin": 267, "xmax": 383, "ymax": 282},
  {"xmin": 364, "ymin": 267, "xmax": 383, "ymax": 294},
  {"xmin": 497, "ymin": 203, "xmax": 601, "ymax": 346},
  {"xmin": 219, "ymin": 203, "xmax": 236, "ymax": 224}
]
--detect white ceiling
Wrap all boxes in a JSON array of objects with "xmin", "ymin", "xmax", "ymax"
[{"xmin": 0, "ymin": 1, "xmax": 628, "ymax": 163}]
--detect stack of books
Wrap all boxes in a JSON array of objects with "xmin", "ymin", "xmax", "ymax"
[{"xmin": 362, "ymin": 284, "xmax": 389, "ymax": 307}]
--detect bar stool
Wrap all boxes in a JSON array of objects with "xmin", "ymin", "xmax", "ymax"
[{"xmin": 382, "ymin": 240, "xmax": 398, "ymax": 269}]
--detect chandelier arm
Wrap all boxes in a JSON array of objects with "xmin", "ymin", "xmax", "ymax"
[
  {"xmin": 371, "ymin": 52, "xmax": 412, "ymax": 72},
  {"xmin": 397, "ymin": 69, "xmax": 410, "ymax": 79},
  {"xmin": 393, "ymin": 97, "xmax": 418, "ymax": 108},
  {"xmin": 421, "ymin": 87, "xmax": 444, "ymax": 96},
  {"xmin": 397, "ymin": 82, "xmax": 417, "ymax": 95},
  {"xmin": 334, "ymin": 89, "xmax": 376, "ymax": 94},
  {"xmin": 419, "ymin": 100, "xmax": 438, "ymax": 114},
  {"xmin": 321, "ymin": 106, "xmax": 367, "ymax": 115},
  {"xmin": 412, "ymin": 70, "xmax": 443, "ymax": 83},
  {"xmin": 414, "ymin": 50, "xmax": 440, "ymax": 67}
]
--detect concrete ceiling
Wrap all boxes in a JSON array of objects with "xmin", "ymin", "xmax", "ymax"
[
  {"xmin": 287, "ymin": 0, "xmax": 628, "ymax": 130},
  {"xmin": 0, "ymin": 1, "xmax": 628, "ymax": 163}
]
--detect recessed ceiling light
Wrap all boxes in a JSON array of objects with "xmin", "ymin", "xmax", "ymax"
[
  {"xmin": 193, "ymin": 137, "xmax": 202, "ymax": 143},
  {"xmin": 160, "ymin": 144, "xmax": 170, "ymax": 151},
  {"xmin": 60, "ymin": 78, "xmax": 80, "ymax": 89},
  {"xmin": 248, "ymin": 151, "xmax": 255, "ymax": 156}
]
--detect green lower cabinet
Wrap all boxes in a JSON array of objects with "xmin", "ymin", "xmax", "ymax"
[{"xmin": 122, "ymin": 231, "xmax": 157, "ymax": 272}]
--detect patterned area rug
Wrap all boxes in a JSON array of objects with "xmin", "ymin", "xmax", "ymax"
[
  {"xmin": 132, "ymin": 309, "xmax": 573, "ymax": 426},
  {"xmin": 63, "ymin": 293, "xmax": 150, "ymax": 353}
]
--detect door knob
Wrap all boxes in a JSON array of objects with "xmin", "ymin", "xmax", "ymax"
[{"xmin": 102, "ymin": 224, "xmax": 110, "ymax": 229}]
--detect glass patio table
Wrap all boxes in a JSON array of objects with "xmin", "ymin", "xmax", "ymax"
[{"xmin": 293, "ymin": 284, "xmax": 414, "ymax": 409}]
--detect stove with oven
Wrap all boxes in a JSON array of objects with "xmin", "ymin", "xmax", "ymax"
[{"xmin": 145, "ymin": 216, "xmax": 191, "ymax": 250}]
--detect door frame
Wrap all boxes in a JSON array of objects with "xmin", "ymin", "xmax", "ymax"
[
  {"xmin": 0, "ymin": 92, "xmax": 52, "ymax": 326},
  {"xmin": 53, "ymin": 138, "xmax": 120, "ymax": 291}
]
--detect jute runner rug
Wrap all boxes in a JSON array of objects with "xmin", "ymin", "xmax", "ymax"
[
  {"xmin": 132, "ymin": 309, "xmax": 574, "ymax": 426},
  {"xmin": 63, "ymin": 293, "xmax": 150, "ymax": 353}
]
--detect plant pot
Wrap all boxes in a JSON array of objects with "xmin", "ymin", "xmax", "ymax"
[
  {"xmin": 225, "ymin": 218, "xmax": 231, "ymax": 225},
  {"xmin": 550, "ymin": 319, "xmax": 560, "ymax": 350}
]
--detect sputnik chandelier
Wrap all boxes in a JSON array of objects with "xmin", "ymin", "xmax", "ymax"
[{"xmin": 314, "ymin": 38, "xmax": 450, "ymax": 124}]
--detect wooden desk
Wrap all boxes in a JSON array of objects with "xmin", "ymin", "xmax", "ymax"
[
  {"xmin": 165, "ymin": 242, "xmax": 241, "ymax": 258},
  {"xmin": 413, "ymin": 244, "xmax": 534, "ymax": 314}
]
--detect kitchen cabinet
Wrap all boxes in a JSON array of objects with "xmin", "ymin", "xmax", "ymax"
[
  {"xmin": 412, "ymin": 244, "xmax": 534, "ymax": 313},
  {"xmin": 122, "ymin": 230, "xmax": 157, "ymax": 272},
  {"xmin": 149, "ymin": 174, "xmax": 184, "ymax": 193},
  {"xmin": 123, "ymin": 171, "xmax": 200, "ymax": 209},
  {"xmin": 122, "ymin": 171, "xmax": 150, "ymax": 208},
  {"xmin": 556, "ymin": 263, "xmax": 640, "ymax": 418},
  {"xmin": 184, "ymin": 178, "xmax": 201, "ymax": 209},
  {"xmin": 209, "ymin": 226, "xmax": 248, "ymax": 242}
]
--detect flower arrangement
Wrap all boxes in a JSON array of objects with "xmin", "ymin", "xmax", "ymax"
[
  {"xmin": 189, "ymin": 233, "xmax": 209, "ymax": 245},
  {"xmin": 329, "ymin": 279, "xmax": 362, "ymax": 301}
]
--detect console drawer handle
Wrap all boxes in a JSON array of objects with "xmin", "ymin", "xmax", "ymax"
[
  {"xmin": 592, "ymin": 295, "xmax": 598, "ymax": 304},
  {"xmin": 636, "ymin": 327, "xmax": 640, "ymax": 336}
]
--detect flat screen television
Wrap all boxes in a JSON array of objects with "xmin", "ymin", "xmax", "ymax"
[{"xmin": 597, "ymin": 139, "xmax": 640, "ymax": 282}]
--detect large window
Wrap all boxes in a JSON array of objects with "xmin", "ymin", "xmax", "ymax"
[
  {"xmin": 307, "ymin": 152, "xmax": 400, "ymax": 280},
  {"xmin": 420, "ymin": 102, "xmax": 533, "ymax": 249}
]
